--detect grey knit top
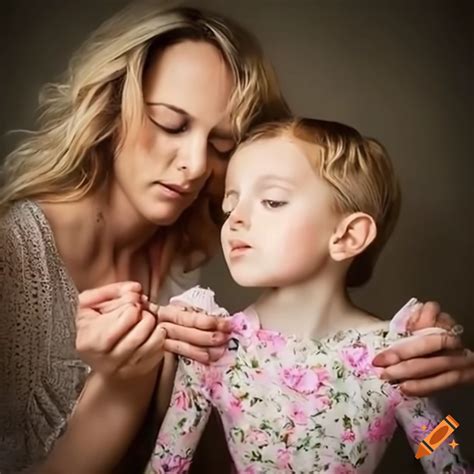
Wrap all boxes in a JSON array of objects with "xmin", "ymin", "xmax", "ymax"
[{"xmin": 0, "ymin": 200, "xmax": 199, "ymax": 473}]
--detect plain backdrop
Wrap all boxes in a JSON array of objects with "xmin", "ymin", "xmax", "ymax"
[{"xmin": 1, "ymin": 0, "xmax": 472, "ymax": 471}]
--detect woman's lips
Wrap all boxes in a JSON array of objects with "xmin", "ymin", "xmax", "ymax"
[{"xmin": 155, "ymin": 182, "xmax": 192, "ymax": 199}]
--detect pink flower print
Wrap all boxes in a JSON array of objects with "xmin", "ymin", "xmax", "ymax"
[
  {"xmin": 341, "ymin": 343, "xmax": 376, "ymax": 378},
  {"xmin": 387, "ymin": 387, "xmax": 403, "ymax": 409},
  {"xmin": 290, "ymin": 403, "xmax": 308, "ymax": 425},
  {"xmin": 256, "ymin": 330, "xmax": 286, "ymax": 354},
  {"xmin": 341, "ymin": 429, "xmax": 356, "ymax": 443},
  {"xmin": 367, "ymin": 415, "xmax": 396, "ymax": 442},
  {"xmin": 247, "ymin": 428, "xmax": 270, "ymax": 446},
  {"xmin": 410, "ymin": 418, "xmax": 436, "ymax": 443},
  {"xmin": 334, "ymin": 464, "xmax": 357, "ymax": 474},
  {"xmin": 152, "ymin": 453, "xmax": 191, "ymax": 473},
  {"xmin": 231, "ymin": 313, "xmax": 253, "ymax": 338},
  {"xmin": 155, "ymin": 433, "xmax": 171, "ymax": 446},
  {"xmin": 242, "ymin": 467, "xmax": 257, "ymax": 474},
  {"xmin": 172, "ymin": 390, "xmax": 190, "ymax": 411},
  {"xmin": 227, "ymin": 395, "xmax": 244, "ymax": 423},
  {"xmin": 276, "ymin": 446, "xmax": 293, "ymax": 469},
  {"xmin": 201, "ymin": 367, "xmax": 224, "ymax": 400},
  {"xmin": 308, "ymin": 394, "xmax": 332, "ymax": 413},
  {"xmin": 280, "ymin": 365, "xmax": 330, "ymax": 394}
]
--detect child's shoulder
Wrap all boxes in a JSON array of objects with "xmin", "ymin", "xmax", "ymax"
[
  {"xmin": 169, "ymin": 285, "xmax": 230, "ymax": 317},
  {"xmin": 345, "ymin": 298, "xmax": 420, "ymax": 336}
]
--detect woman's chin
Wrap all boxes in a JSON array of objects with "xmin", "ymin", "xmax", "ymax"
[{"xmin": 143, "ymin": 201, "xmax": 185, "ymax": 226}]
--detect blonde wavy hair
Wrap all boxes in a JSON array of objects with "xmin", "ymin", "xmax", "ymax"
[
  {"xmin": 0, "ymin": 1, "xmax": 290, "ymax": 275},
  {"xmin": 240, "ymin": 118, "xmax": 401, "ymax": 287}
]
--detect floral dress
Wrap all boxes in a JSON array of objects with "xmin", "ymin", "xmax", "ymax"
[{"xmin": 151, "ymin": 287, "xmax": 470, "ymax": 473}]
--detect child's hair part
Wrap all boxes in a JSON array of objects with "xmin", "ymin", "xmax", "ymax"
[{"xmin": 240, "ymin": 117, "xmax": 401, "ymax": 287}]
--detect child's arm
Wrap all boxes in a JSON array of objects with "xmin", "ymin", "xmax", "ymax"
[
  {"xmin": 151, "ymin": 286, "xmax": 229, "ymax": 473},
  {"xmin": 395, "ymin": 394, "xmax": 471, "ymax": 473},
  {"xmin": 151, "ymin": 356, "xmax": 212, "ymax": 474}
]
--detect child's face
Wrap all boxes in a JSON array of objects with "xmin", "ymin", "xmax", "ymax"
[{"xmin": 221, "ymin": 136, "xmax": 340, "ymax": 287}]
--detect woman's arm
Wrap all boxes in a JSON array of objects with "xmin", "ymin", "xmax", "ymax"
[
  {"xmin": 39, "ymin": 370, "xmax": 159, "ymax": 474},
  {"xmin": 36, "ymin": 282, "xmax": 166, "ymax": 473},
  {"xmin": 39, "ymin": 282, "xmax": 230, "ymax": 474}
]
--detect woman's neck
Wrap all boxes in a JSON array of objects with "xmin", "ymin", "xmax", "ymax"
[
  {"xmin": 97, "ymin": 179, "xmax": 159, "ymax": 256},
  {"xmin": 253, "ymin": 271, "xmax": 374, "ymax": 340},
  {"xmin": 37, "ymin": 181, "xmax": 161, "ymax": 291}
]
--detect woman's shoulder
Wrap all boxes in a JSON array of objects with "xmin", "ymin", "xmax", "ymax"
[
  {"xmin": 0, "ymin": 202, "xmax": 83, "ymax": 472},
  {"xmin": 0, "ymin": 199, "xmax": 76, "ymax": 299},
  {"xmin": 0, "ymin": 199, "xmax": 51, "ymax": 248}
]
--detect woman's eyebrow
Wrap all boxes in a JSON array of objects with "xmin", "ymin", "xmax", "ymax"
[{"xmin": 144, "ymin": 102, "xmax": 189, "ymax": 116}]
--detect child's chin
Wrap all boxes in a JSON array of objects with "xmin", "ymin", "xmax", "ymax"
[{"xmin": 232, "ymin": 272, "xmax": 271, "ymax": 288}]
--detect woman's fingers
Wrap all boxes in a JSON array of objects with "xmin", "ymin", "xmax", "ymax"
[
  {"xmin": 400, "ymin": 364, "xmax": 474, "ymax": 397},
  {"xmin": 163, "ymin": 338, "xmax": 211, "ymax": 364},
  {"xmin": 77, "ymin": 303, "xmax": 142, "ymax": 354},
  {"xmin": 110, "ymin": 310, "xmax": 157, "ymax": 360},
  {"xmin": 372, "ymin": 331, "xmax": 463, "ymax": 367},
  {"xmin": 79, "ymin": 281, "xmax": 142, "ymax": 309},
  {"xmin": 133, "ymin": 323, "xmax": 167, "ymax": 360},
  {"xmin": 207, "ymin": 345, "xmax": 227, "ymax": 362},
  {"xmin": 406, "ymin": 301, "xmax": 458, "ymax": 333},
  {"xmin": 159, "ymin": 321, "xmax": 229, "ymax": 347},
  {"xmin": 380, "ymin": 350, "xmax": 474, "ymax": 381},
  {"xmin": 95, "ymin": 291, "xmax": 142, "ymax": 313},
  {"xmin": 157, "ymin": 304, "xmax": 233, "ymax": 333}
]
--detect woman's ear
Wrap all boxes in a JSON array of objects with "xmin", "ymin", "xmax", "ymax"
[{"xmin": 329, "ymin": 212, "xmax": 377, "ymax": 261}]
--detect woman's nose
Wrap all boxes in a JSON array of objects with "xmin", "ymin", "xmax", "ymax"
[{"xmin": 178, "ymin": 137, "xmax": 208, "ymax": 180}]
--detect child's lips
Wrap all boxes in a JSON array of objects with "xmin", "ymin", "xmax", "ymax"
[{"xmin": 229, "ymin": 240, "xmax": 252, "ymax": 256}]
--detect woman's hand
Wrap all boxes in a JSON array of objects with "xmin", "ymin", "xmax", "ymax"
[
  {"xmin": 154, "ymin": 303, "xmax": 232, "ymax": 363},
  {"xmin": 76, "ymin": 281, "xmax": 166, "ymax": 378},
  {"xmin": 373, "ymin": 301, "xmax": 474, "ymax": 396},
  {"xmin": 76, "ymin": 282, "xmax": 232, "ymax": 377}
]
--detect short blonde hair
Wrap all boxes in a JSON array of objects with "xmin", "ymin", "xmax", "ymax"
[
  {"xmin": 241, "ymin": 118, "xmax": 401, "ymax": 287},
  {"xmin": 0, "ymin": 1, "xmax": 290, "ymax": 272}
]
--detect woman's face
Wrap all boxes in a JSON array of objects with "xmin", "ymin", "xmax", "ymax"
[{"xmin": 114, "ymin": 40, "xmax": 236, "ymax": 225}]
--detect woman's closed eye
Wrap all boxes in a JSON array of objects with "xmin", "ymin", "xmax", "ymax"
[
  {"xmin": 147, "ymin": 114, "xmax": 188, "ymax": 134},
  {"xmin": 262, "ymin": 199, "xmax": 287, "ymax": 209}
]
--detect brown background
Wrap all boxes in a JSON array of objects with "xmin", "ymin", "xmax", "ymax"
[{"xmin": 1, "ymin": 0, "xmax": 472, "ymax": 471}]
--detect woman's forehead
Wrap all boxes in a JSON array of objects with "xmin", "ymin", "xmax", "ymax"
[{"xmin": 143, "ymin": 40, "xmax": 234, "ymax": 125}]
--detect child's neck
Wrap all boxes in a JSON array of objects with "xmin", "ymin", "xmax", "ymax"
[{"xmin": 252, "ymin": 272, "xmax": 377, "ymax": 340}]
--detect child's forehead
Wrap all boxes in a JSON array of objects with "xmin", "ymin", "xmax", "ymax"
[{"xmin": 227, "ymin": 134, "xmax": 321, "ymax": 176}]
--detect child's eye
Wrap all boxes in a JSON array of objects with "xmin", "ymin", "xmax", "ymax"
[{"xmin": 262, "ymin": 200, "xmax": 287, "ymax": 209}]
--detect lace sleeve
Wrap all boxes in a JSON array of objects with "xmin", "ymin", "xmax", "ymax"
[
  {"xmin": 0, "ymin": 219, "xmax": 45, "ymax": 472},
  {"xmin": 0, "ymin": 202, "xmax": 86, "ymax": 473}
]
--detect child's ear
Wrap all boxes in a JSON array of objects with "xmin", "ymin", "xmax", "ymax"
[{"xmin": 329, "ymin": 212, "xmax": 377, "ymax": 262}]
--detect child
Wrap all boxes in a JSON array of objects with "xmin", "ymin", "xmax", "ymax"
[{"xmin": 151, "ymin": 118, "xmax": 470, "ymax": 473}]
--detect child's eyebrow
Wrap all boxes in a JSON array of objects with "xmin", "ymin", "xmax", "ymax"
[
  {"xmin": 256, "ymin": 174, "xmax": 295, "ymax": 187},
  {"xmin": 224, "ymin": 189, "xmax": 239, "ymax": 198}
]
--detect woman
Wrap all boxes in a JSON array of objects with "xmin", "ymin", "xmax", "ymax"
[{"xmin": 0, "ymin": 2, "xmax": 471, "ymax": 473}]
